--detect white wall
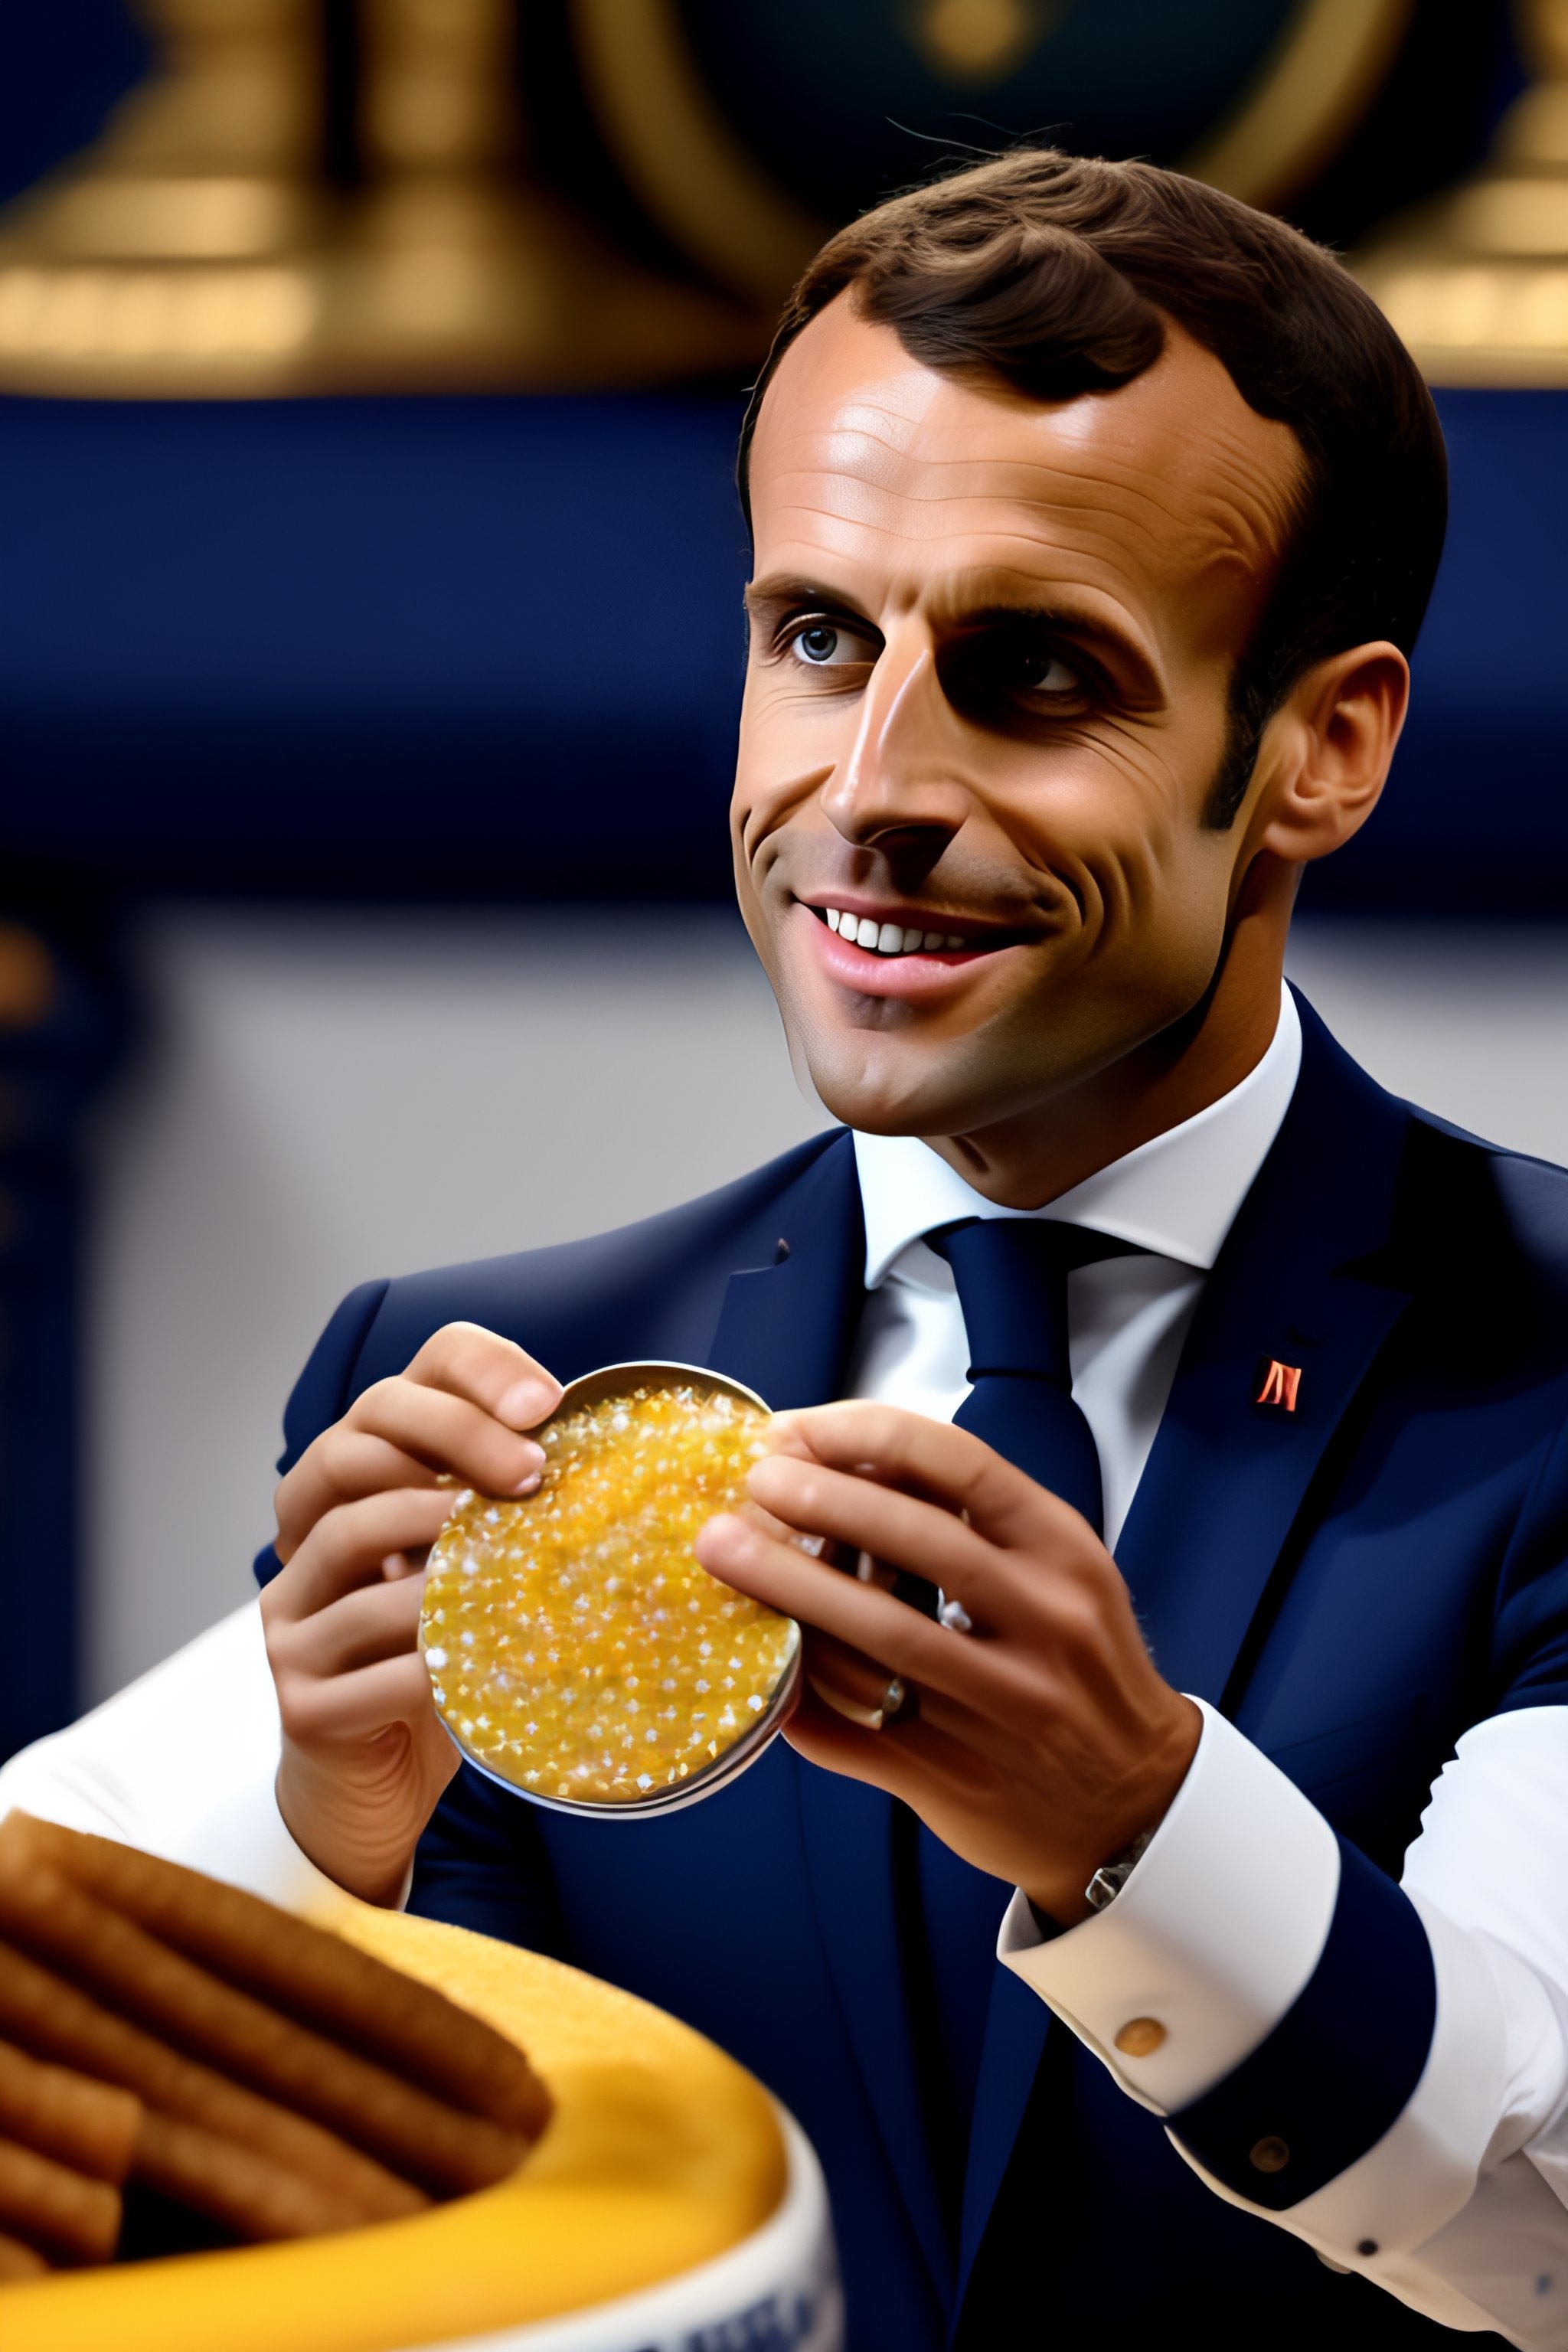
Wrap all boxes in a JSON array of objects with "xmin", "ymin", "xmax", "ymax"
[
  {"xmin": 1285, "ymin": 923, "xmax": 1568, "ymax": 1161},
  {"xmin": 82, "ymin": 906, "xmax": 829, "ymax": 1702},
  {"xmin": 81, "ymin": 906, "xmax": 1568, "ymax": 1704}
]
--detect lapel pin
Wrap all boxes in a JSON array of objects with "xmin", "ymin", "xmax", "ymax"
[{"xmin": 1254, "ymin": 1358, "xmax": 1302, "ymax": 1413}]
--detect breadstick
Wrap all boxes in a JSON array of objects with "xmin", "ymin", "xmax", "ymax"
[
  {"xmin": 0, "ymin": 2229, "xmax": 48, "ymax": 2283},
  {"xmin": 0, "ymin": 2037, "xmax": 141, "ymax": 2184},
  {"xmin": 133, "ymin": 2112, "xmax": 382, "ymax": 2246},
  {"xmin": 0, "ymin": 1941, "xmax": 425, "ymax": 2227},
  {"xmin": 0, "ymin": 2135, "xmax": 120, "ymax": 2265},
  {"xmin": 0, "ymin": 1863, "xmax": 526, "ymax": 2197},
  {"xmin": 3, "ymin": 1817, "xmax": 548, "ymax": 2137}
]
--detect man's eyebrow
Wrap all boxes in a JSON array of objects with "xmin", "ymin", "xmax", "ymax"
[{"xmin": 743, "ymin": 573, "xmax": 871, "ymax": 619}]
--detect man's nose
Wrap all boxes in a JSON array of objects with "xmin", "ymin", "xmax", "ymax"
[{"xmin": 819, "ymin": 639, "xmax": 969, "ymax": 853}]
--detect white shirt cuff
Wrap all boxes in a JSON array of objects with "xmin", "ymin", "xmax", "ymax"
[
  {"xmin": 997, "ymin": 1697, "xmax": 1340, "ymax": 2110},
  {"xmin": 1176, "ymin": 1886, "xmax": 1511, "ymax": 2254},
  {"xmin": 997, "ymin": 1699, "xmax": 1568, "ymax": 2326}
]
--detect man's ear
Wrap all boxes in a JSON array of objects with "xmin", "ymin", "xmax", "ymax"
[{"xmin": 1251, "ymin": 641, "xmax": 1410, "ymax": 866}]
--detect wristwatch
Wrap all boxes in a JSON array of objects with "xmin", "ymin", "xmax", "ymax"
[{"xmin": 1084, "ymin": 1825, "xmax": 1155, "ymax": 1913}]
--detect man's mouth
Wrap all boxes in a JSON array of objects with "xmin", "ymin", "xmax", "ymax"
[{"xmin": 808, "ymin": 902, "xmax": 1021, "ymax": 959}]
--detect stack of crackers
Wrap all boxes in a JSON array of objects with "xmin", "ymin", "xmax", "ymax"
[{"xmin": 0, "ymin": 1812, "xmax": 551, "ymax": 2281}]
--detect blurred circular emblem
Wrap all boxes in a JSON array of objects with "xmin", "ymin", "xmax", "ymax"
[{"xmin": 574, "ymin": 0, "xmax": 1414, "ymax": 303}]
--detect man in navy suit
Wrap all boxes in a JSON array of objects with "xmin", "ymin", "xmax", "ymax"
[{"xmin": 11, "ymin": 152, "xmax": 1568, "ymax": 2345}]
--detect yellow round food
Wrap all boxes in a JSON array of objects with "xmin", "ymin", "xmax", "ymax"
[
  {"xmin": 421, "ymin": 1371, "xmax": 799, "ymax": 1808},
  {"xmin": 0, "ymin": 1908, "xmax": 792, "ymax": 2352}
]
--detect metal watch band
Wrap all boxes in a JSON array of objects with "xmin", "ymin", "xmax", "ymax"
[{"xmin": 1083, "ymin": 1825, "xmax": 1155, "ymax": 1913}]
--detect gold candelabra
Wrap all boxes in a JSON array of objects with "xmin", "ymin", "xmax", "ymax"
[
  {"xmin": 1356, "ymin": 0, "xmax": 1568, "ymax": 382},
  {"xmin": 0, "ymin": 0, "xmax": 761, "ymax": 397}
]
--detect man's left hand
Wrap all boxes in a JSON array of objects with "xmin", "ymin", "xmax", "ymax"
[{"xmin": 694, "ymin": 1402, "xmax": 1200, "ymax": 1927}]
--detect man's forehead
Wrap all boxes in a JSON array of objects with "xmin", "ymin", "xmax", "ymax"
[{"xmin": 749, "ymin": 297, "xmax": 1304, "ymax": 606}]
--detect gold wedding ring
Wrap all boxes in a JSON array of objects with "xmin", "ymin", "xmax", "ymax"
[{"xmin": 807, "ymin": 1672, "xmax": 907, "ymax": 1732}]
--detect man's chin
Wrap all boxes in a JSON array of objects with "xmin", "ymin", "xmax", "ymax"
[{"xmin": 801, "ymin": 1046, "xmax": 1028, "ymax": 1145}]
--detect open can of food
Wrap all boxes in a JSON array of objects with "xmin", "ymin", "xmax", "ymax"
[{"xmin": 420, "ymin": 1362, "xmax": 802, "ymax": 1818}]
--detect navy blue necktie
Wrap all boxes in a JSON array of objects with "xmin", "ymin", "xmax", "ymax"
[
  {"xmin": 933, "ymin": 1216, "xmax": 1144, "ymax": 1537},
  {"xmin": 908, "ymin": 1215, "xmax": 1145, "ymax": 2224}
]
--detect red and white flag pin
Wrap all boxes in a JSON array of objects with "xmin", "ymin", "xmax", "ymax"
[{"xmin": 1254, "ymin": 1358, "xmax": 1302, "ymax": 1413}]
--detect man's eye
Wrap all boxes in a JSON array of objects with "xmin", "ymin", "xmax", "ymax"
[
  {"xmin": 1014, "ymin": 645, "xmax": 1081, "ymax": 696},
  {"xmin": 787, "ymin": 622, "xmax": 871, "ymax": 668}
]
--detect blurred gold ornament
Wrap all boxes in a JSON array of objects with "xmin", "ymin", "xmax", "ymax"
[
  {"xmin": 0, "ymin": 0, "xmax": 325, "ymax": 391},
  {"xmin": 904, "ymin": 0, "xmax": 1061, "ymax": 89},
  {"xmin": 575, "ymin": 0, "xmax": 1412, "ymax": 312},
  {"xmin": 0, "ymin": 0, "xmax": 761, "ymax": 397},
  {"xmin": 1356, "ymin": 0, "xmax": 1568, "ymax": 382},
  {"xmin": 0, "ymin": 929, "xmax": 56, "ymax": 1031}
]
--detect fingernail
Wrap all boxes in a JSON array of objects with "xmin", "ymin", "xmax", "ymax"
[
  {"xmin": 498, "ymin": 1380, "xmax": 558, "ymax": 1429},
  {"xmin": 506, "ymin": 1441, "xmax": 546, "ymax": 1494}
]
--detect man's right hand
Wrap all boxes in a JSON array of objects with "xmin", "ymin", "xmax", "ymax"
[{"xmin": 260, "ymin": 1321, "xmax": 562, "ymax": 1906}]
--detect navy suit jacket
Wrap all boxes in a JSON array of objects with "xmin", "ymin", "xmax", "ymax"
[{"xmin": 256, "ymin": 994, "xmax": 1568, "ymax": 2349}]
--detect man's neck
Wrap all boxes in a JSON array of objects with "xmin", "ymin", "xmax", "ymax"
[{"xmin": 924, "ymin": 921, "xmax": 1289, "ymax": 1212}]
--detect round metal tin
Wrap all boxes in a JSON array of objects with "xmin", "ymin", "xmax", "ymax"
[{"xmin": 423, "ymin": 1361, "xmax": 801, "ymax": 1820}]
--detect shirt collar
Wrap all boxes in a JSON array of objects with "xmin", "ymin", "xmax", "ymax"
[{"xmin": 853, "ymin": 982, "xmax": 1302, "ymax": 1290}]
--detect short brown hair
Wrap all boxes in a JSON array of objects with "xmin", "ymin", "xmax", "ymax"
[{"xmin": 737, "ymin": 150, "xmax": 1447, "ymax": 825}]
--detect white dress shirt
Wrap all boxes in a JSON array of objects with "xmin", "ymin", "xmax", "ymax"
[{"xmin": 3, "ymin": 985, "xmax": 1567, "ymax": 2343}]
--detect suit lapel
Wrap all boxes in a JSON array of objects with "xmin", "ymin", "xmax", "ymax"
[
  {"xmin": 706, "ymin": 1133, "xmax": 956, "ymax": 2299},
  {"xmin": 1114, "ymin": 992, "xmax": 1416, "ymax": 1705},
  {"xmin": 707, "ymin": 1129, "xmax": 865, "ymax": 1410},
  {"xmin": 956, "ymin": 995, "xmax": 1418, "ymax": 2314}
]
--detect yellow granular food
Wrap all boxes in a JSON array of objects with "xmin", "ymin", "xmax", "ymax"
[{"xmin": 421, "ymin": 1379, "xmax": 799, "ymax": 1805}]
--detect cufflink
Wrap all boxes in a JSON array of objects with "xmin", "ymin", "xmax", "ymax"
[{"xmin": 1113, "ymin": 2017, "xmax": 1167, "ymax": 2056}]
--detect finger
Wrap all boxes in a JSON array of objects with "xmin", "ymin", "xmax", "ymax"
[
  {"xmin": 276, "ymin": 1393, "xmax": 543, "ymax": 1568},
  {"xmin": 381, "ymin": 1546, "xmax": 432, "ymax": 1582},
  {"xmin": 277, "ymin": 1325, "xmax": 564, "ymax": 1552},
  {"xmin": 771, "ymin": 1401, "xmax": 1094, "ymax": 1555},
  {"xmin": 799, "ymin": 1631, "xmax": 1041, "ymax": 1769},
  {"xmin": 342, "ymin": 1380, "xmax": 547, "ymax": 1495},
  {"xmin": 279, "ymin": 1653, "xmax": 439, "ymax": 1748},
  {"xmin": 802, "ymin": 1631, "xmax": 906, "ymax": 1729},
  {"xmin": 275, "ymin": 1429, "xmax": 445, "ymax": 1562},
  {"xmin": 782, "ymin": 1680, "xmax": 992, "ymax": 1805},
  {"xmin": 746, "ymin": 1453, "xmax": 1018, "ymax": 1628},
  {"xmin": 400, "ymin": 1322, "xmax": 562, "ymax": 1429},
  {"xmin": 270, "ymin": 1574, "xmax": 426, "ymax": 1683},
  {"xmin": 698, "ymin": 1511, "xmax": 1017, "ymax": 1714},
  {"xmin": 267, "ymin": 1488, "xmax": 457, "ymax": 1622}
]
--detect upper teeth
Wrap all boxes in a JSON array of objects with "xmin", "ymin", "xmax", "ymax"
[{"xmin": 825, "ymin": 910, "xmax": 965, "ymax": 954}]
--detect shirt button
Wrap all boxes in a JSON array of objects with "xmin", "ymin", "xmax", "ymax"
[
  {"xmin": 1113, "ymin": 2017, "xmax": 1167, "ymax": 2056},
  {"xmin": 1250, "ymin": 2136, "xmax": 1291, "ymax": 2174}
]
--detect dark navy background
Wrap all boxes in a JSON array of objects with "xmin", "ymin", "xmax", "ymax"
[{"xmin": 0, "ymin": 384, "xmax": 1561, "ymax": 913}]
